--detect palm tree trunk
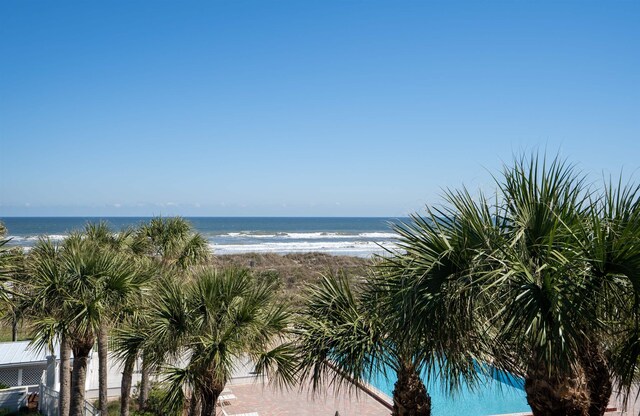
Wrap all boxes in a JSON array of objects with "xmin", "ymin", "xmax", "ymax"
[
  {"xmin": 392, "ymin": 364, "xmax": 431, "ymax": 416},
  {"xmin": 580, "ymin": 342, "xmax": 612, "ymax": 416},
  {"xmin": 120, "ymin": 355, "xmax": 135, "ymax": 416},
  {"xmin": 98, "ymin": 322, "xmax": 109, "ymax": 416},
  {"xmin": 11, "ymin": 318, "xmax": 18, "ymax": 342},
  {"xmin": 59, "ymin": 334, "xmax": 71, "ymax": 416},
  {"xmin": 138, "ymin": 356, "xmax": 150, "ymax": 410},
  {"xmin": 70, "ymin": 344, "xmax": 93, "ymax": 416},
  {"xmin": 524, "ymin": 358, "xmax": 590, "ymax": 416},
  {"xmin": 199, "ymin": 390, "xmax": 220, "ymax": 416},
  {"xmin": 188, "ymin": 391, "xmax": 200, "ymax": 416}
]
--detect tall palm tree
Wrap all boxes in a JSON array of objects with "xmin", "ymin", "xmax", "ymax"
[
  {"xmin": 146, "ymin": 267, "xmax": 296, "ymax": 416},
  {"xmin": 28, "ymin": 237, "xmax": 72, "ymax": 416},
  {"xmin": 112, "ymin": 313, "xmax": 151, "ymax": 416},
  {"xmin": 29, "ymin": 233, "xmax": 149, "ymax": 416},
  {"xmin": 134, "ymin": 217, "xmax": 209, "ymax": 271},
  {"xmin": 0, "ymin": 221, "xmax": 16, "ymax": 305},
  {"xmin": 113, "ymin": 272, "xmax": 162, "ymax": 416},
  {"xmin": 83, "ymin": 221, "xmax": 148, "ymax": 416},
  {"xmin": 0, "ymin": 236, "xmax": 28, "ymax": 341},
  {"xmin": 1, "ymin": 265, "xmax": 27, "ymax": 343},
  {"xmin": 132, "ymin": 216, "xmax": 209, "ymax": 408}
]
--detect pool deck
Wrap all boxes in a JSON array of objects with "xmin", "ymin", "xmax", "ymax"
[
  {"xmin": 216, "ymin": 378, "xmax": 391, "ymax": 416},
  {"xmin": 605, "ymin": 385, "xmax": 640, "ymax": 416},
  {"xmin": 218, "ymin": 377, "xmax": 640, "ymax": 416}
]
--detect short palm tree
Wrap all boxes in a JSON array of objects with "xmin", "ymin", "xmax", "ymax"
[
  {"xmin": 146, "ymin": 267, "xmax": 297, "ymax": 416},
  {"xmin": 389, "ymin": 155, "xmax": 640, "ymax": 416},
  {"xmin": 574, "ymin": 179, "xmax": 640, "ymax": 414},
  {"xmin": 295, "ymin": 266, "xmax": 485, "ymax": 416}
]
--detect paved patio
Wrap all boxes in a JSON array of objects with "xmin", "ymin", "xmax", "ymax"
[
  {"xmin": 217, "ymin": 379, "xmax": 392, "ymax": 416},
  {"xmin": 609, "ymin": 385, "xmax": 640, "ymax": 415},
  {"xmin": 217, "ymin": 378, "xmax": 640, "ymax": 416}
]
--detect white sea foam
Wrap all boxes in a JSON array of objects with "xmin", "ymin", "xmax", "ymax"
[
  {"xmin": 7, "ymin": 234, "xmax": 67, "ymax": 242},
  {"xmin": 5, "ymin": 230, "xmax": 399, "ymax": 257},
  {"xmin": 209, "ymin": 240, "xmax": 397, "ymax": 257},
  {"xmin": 357, "ymin": 232, "xmax": 398, "ymax": 239},
  {"xmin": 218, "ymin": 232, "xmax": 397, "ymax": 240}
]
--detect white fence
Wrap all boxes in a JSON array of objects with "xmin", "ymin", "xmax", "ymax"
[
  {"xmin": 38, "ymin": 383, "xmax": 100, "ymax": 416},
  {"xmin": 0, "ymin": 386, "xmax": 30, "ymax": 412},
  {"xmin": 38, "ymin": 384, "xmax": 59, "ymax": 416}
]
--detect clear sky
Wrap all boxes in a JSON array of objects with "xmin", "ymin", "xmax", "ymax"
[{"xmin": 1, "ymin": 1, "xmax": 638, "ymax": 217}]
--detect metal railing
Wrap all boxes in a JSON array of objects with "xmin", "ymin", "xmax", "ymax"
[
  {"xmin": 38, "ymin": 383, "xmax": 100, "ymax": 416},
  {"xmin": 0, "ymin": 386, "xmax": 31, "ymax": 412}
]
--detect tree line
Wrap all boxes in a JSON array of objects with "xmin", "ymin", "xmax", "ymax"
[{"xmin": 1, "ymin": 154, "xmax": 640, "ymax": 416}]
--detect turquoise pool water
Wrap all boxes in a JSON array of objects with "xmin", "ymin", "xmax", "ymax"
[{"xmin": 370, "ymin": 369, "xmax": 532, "ymax": 415}]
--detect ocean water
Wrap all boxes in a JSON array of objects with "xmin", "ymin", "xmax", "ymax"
[{"xmin": 0, "ymin": 217, "xmax": 403, "ymax": 257}]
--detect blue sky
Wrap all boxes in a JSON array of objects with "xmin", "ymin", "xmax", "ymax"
[{"xmin": 1, "ymin": 1, "xmax": 638, "ymax": 217}]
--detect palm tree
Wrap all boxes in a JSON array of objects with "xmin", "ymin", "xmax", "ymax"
[
  {"xmin": 112, "ymin": 314, "xmax": 150, "ymax": 416},
  {"xmin": 145, "ymin": 267, "xmax": 296, "ymax": 416},
  {"xmin": 0, "ymin": 221, "xmax": 16, "ymax": 305},
  {"xmin": 134, "ymin": 217, "xmax": 209, "ymax": 271},
  {"xmin": 295, "ymin": 267, "xmax": 484, "ymax": 416},
  {"xmin": 132, "ymin": 216, "xmax": 209, "ymax": 408},
  {"xmin": 29, "ymin": 233, "xmax": 149, "ymax": 416},
  {"xmin": 83, "ymin": 221, "xmax": 148, "ymax": 416},
  {"xmin": 0, "ymin": 228, "xmax": 28, "ymax": 341},
  {"xmin": 112, "ymin": 273, "xmax": 162, "ymax": 416},
  {"xmin": 388, "ymin": 155, "xmax": 640, "ymax": 416},
  {"xmin": 28, "ymin": 238, "xmax": 72, "ymax": 416},
  {"xmin": 574, "ymin": 179, "xmax": 640, "ymax": 415},
  {"xmin": 2, "ymin": 251, "xmax": 29, "ymax": 341},
  {"xmin": 488, "ymin": 156, "xmax": 596, "ymax": 415}
]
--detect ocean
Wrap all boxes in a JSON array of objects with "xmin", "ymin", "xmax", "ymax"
[{"xmin": 0, "ymin": 217, "xmax": 405, "ymax": 257}]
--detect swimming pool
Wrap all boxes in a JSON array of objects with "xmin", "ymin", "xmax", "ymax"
[{"xmin": 369, "ymin": 368, "xmax": 532, "ymax": 415}]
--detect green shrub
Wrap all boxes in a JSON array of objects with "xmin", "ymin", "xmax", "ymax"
[{"xmin": 132, "ymin": 385, "xmax": 181, "ymax": 416}]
